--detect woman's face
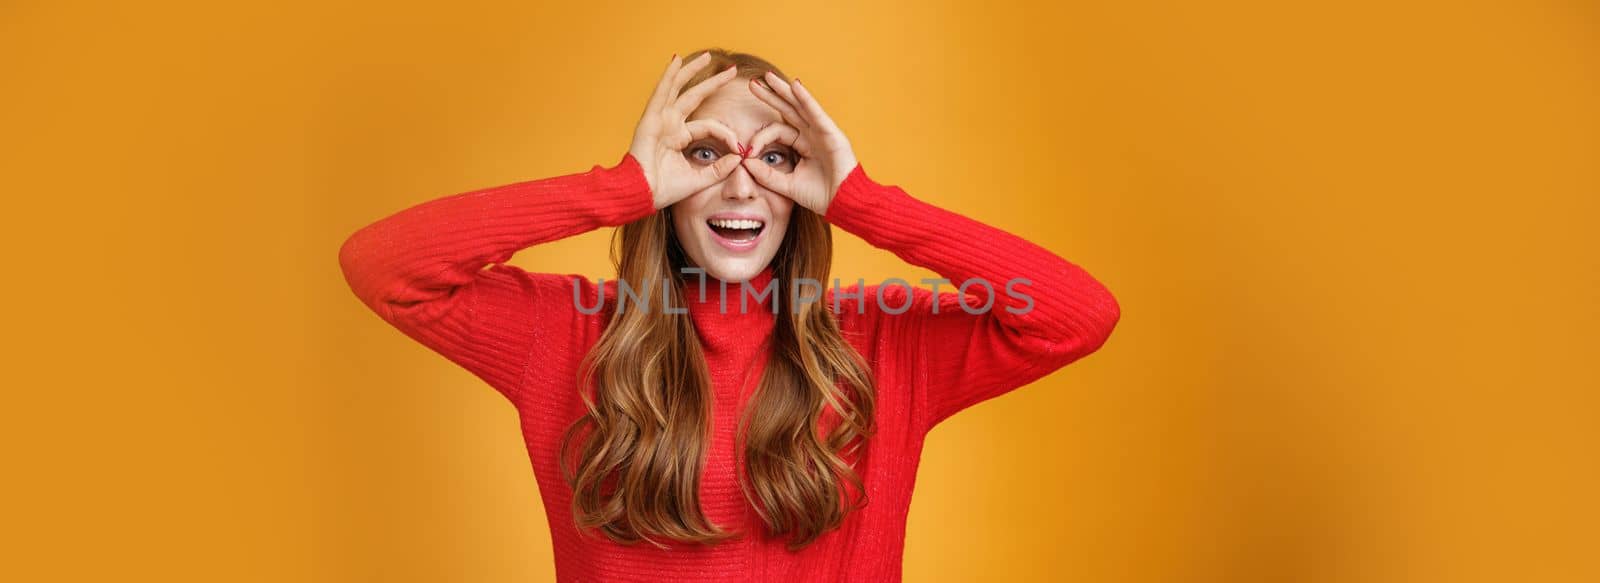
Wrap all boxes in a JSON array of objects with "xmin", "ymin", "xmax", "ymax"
[{"xmin": 672, "ymin": 77, "xmax": 797, "ymax": 284}]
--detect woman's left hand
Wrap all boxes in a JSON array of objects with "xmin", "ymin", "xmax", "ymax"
[{"xmin": 741, "ymin": 72, "xmax": 858, "ymax": 215}]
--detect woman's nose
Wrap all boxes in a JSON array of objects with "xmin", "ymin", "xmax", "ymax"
[{"xmin": 721, "ymin": 163, "xmax": 758, "ymax": 200}]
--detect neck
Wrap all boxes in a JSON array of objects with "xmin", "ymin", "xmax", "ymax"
[{"xmin": 681, "ymin": 265, "xmax": 778, "ymax": 358}]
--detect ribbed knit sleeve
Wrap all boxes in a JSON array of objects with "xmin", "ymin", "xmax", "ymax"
[
  {"xmin": 823, "ymin": 163, "xmax": 1122, "ymax": 431},
  {"xmin": 337, "ymin": 152, "xmax": 655, "ymax": 405}
]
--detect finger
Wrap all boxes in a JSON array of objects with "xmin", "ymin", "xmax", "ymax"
[
  {"xmin": 647, "ymin": 53, "xmax": 683, "ymax": 113},
  {"xmin": 741, "ymin": 155, "xmax": 793, "ymax": 195},
  {"xmin": 759, "ymin": 71, "xmax": 810, "ymax": 127},
  {"xmin": 675, "ymin": 64, "xmax": 739, "ymax": 114},
  {"xmin": 678, "ymin": 153, "xmax": 743, "ymax": 195},
  {"xmin": 669, "ymin": 52, "xmax": 715, "ymax": 103},
  {"xmin": 745, "ymin": 121, "xmax": 802, "ymax": 159},
  {"xmin": 698, "ymin": 153, "xmax": 744, "ymax": 185},
  {"xmin": 788, "ymin": 78, "xmax": 842, "ymax": 135},
  {"xmin": 684, "ymin": 118, "xmax": 741, "ymax": 153},
  {"xmin": 748, "ymin": 76, "xmax": 810, "ymax": 130}
]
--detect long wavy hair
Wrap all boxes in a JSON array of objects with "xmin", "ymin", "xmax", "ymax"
[{"xmin": 558, "ymin": 48, "xmax": 877, "ymax": 552}]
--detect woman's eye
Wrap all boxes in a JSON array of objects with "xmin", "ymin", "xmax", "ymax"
[
  {"xmin": 761, "ymin": 149, "xmax": 796, "ymax": 171},
  {"xmin": 689, "ymin": 146, "xmax": 718, "ymax": 162}
]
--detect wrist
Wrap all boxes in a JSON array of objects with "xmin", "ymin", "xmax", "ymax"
[
  {"xmin": 821, "ymin": 162, "xmax": 875, "ymax": 224},
  {"xmin": 612, "ymin": 151, "xmax": 663, "ymax": 219}
]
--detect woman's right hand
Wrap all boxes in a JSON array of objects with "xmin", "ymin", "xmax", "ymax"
[{"xmin": 630, "ymin": 52, "xmax": 746, "ymax": 210}]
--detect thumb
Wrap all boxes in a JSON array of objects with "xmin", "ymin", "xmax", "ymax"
[
  {"xmin": 693, "ymin": 154, "xmax": 743, "ymax": 188},
  {"xmin": 707, "ymin": 152, "xmax": 742, "ymax": 182},
  {"xmin": 740, "ymin": 157, "xmax": 788, "ymax": 195}
]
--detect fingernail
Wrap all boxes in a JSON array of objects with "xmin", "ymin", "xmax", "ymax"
[{"xmin": 794, "ymin": 77, "xmax": 801, "ymax": 84}]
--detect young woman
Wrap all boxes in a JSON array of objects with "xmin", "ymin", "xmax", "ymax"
[{"xmin": 338, "ymin": 48, "xmax": 1121, "ymax": 582}]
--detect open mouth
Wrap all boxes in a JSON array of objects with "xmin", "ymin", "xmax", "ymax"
[
  {"xmin": 707, "ymin": 218, "xmax": 765, "ymax": 241},
  {"xmin": 707, "ymin": 214, "xmax": 768, "ymax": 249}
]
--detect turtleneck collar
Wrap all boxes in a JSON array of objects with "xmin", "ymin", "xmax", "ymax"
[{"xmin": 680, "ymin": 265, "xmax": 778, "ymax": 359}]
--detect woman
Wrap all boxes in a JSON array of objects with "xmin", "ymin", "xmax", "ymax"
[{"xmin": 338, "ymin": 48, "xmax": 1121, "ymax": 582}]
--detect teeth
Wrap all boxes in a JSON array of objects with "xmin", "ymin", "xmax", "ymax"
[{"xmin": 708, "ymin": 218, "xmax": 764, "ymax": 230}]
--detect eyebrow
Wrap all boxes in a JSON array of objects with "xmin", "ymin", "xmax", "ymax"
[{"xmin": 688, "ymin": 136, "xmax": 794, "ymax": 153}]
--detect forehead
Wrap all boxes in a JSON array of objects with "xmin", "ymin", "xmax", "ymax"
[{"xmin": 686, "ymin": 81, "xmax": 782, "ymax": 136}]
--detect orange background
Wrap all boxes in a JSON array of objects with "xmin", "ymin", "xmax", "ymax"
[{"xmin": 4, "ymin": 1, "xmax": 1596, "ymax": 581}]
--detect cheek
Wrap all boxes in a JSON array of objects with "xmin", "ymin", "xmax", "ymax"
[
  {"xmin": 670, "ymin": 206, "xmax": 693, "ymax": 234},
  {"xmin": 670, "ymin": 192, "xmax": 712, "ymax": 233},
  {"xmin": 762, "ymin": 194, "xmax": 796, "ymax": 248},
  {"xmin": 669, "ymin": 209, "xmax": 702, "ymax": 255},
  {"xmin": 763, "ymin": 191, "xmax": 796, "ymax": 220}
]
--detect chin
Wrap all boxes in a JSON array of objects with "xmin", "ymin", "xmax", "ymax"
[
  {"xmin": 684, "ymin": 223, "xmax": 786, "ymax": 283},
  {"xmin": 697, "ymin": 257, "xmax": 773, "ymax": 283},
  {"xmin": 673, "ymin": 201, "xmax": 791, "ymax": 284}
]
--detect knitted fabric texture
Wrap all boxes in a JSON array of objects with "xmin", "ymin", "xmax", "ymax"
[{"xmin": 338, "ymin": 152, "xmax": 1121, "ymax": 582}]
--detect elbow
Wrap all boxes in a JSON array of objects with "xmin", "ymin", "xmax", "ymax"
[
  {"xmin": 336, "ymin": 231, "xmax": 358, "ymax": 286},
  {"xmin": 1039, "ymin": 282, "xmax": 1122, "ymax": 367},
  {"xmin": 1086, "ymin": 287, "xmax": 1121, "ymax": 352},
  {"xmin": 1073, "ymin": 269, "xmax": 1122, "ymax": 353},
  {"xmin": 336, "ymin": 224, "xmax": 462, "ymax": 324},
  {"xmin": 1078, "ymin": 280, "xmax": 1121, "ymax": 352},
  {"xmin": 336, "ymin": 227, "xmax": 387, "ymax": 313},
  {"xmin": 336, "ymin": 229, "xmax": 365, "ymax": 293}
]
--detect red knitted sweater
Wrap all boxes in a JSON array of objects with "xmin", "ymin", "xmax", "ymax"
[{"xmin": 337, "ymin": 152, "xmax": 1121, "ymax": 582}]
